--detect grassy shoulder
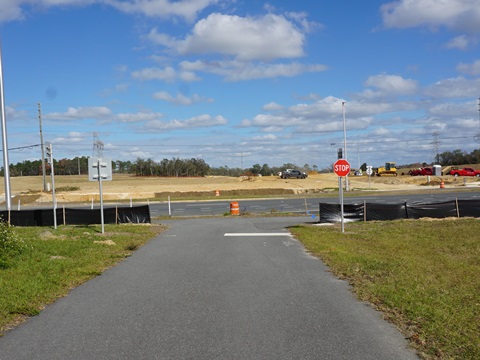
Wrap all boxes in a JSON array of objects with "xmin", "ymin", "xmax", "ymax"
[
  {"xmin": 289, "ymin": 218, "xmax": 480, "ymax": 359},
  {"xmin": 0, "ymin": 223, "xmax": 165, "ymax": 334}
]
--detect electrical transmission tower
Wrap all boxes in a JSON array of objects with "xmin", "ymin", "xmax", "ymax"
[
  {"xmin": 431, "ymin": 131, "xmax": 440, "ymax": 164},
  {"xmin": 92, "ymin": 132, "xmax": 104, "ymax": 158},
  {"xmin": 475, "ymin": 97, "xmax": 480, "ymax": 143}
]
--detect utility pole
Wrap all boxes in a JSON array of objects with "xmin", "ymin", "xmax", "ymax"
[
  {"xmin": 0, "ymin": 42, "xmax": 11, "ymax": 210},
  {"xmin": 342, "ymin": 101, "xmax": 349, "ymax": 191},
  {"xmin": 38, "ymin": 103, "xmax": 47, "ymax": 191}
]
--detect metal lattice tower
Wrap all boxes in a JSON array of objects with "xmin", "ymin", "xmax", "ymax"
[
  {"xmin": 92, "ymin": 132, "xmax": 104, "ymax": 158},
  {"xmin": 475, "ymin": 97, "xmax": 480, "ymax": 143},
  {"xmin": 431, "ymin": 131, "xmax": 440, "ymax": 164}
]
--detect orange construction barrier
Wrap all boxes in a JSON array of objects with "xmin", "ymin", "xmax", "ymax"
[
  {"xmin": 230, "ymin": 201, "xmax": 240, "ymax": 215},
  {"xmin": 440, "ymin": 180, "xmax": 445, "ymax": 189},
  {"xmin": 215, "ymin": 189, "xmax": 220, "ymax": 196}
]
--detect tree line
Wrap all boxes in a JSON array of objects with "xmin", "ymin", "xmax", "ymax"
[
  {"xmin": 2, "ymin": 148, "xmax": 479, "ymax": 177},
  {"xmin": 2, "ymin": 157, "xmax": 210, "ymax": 177},
  {"xmin": 3, "ymin": 156, "xmax": 318, "ymax": 178}
]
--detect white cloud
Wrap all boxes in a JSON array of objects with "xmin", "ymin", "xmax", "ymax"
[
  {"xmin": 285, "ymin": 11, "xmax": 323, "ymax": 33},
  {"xmin": 131, "ymin": 67, "xmax": 176, "ymax": 81},
  {"xmin": 100, "ymin": 83, "xmax": 129, "ymax": 97},
  {"xmin": 428, "ymin": 100, "xmax": 478, "ymax": 118},
  {"xmin": 136, "ymin": 59, "xmax": 327, "ymax": 83},
  {"xmin": 445, "ymin": 35, "xmax": 470, "ymax": 50},
  {"xmin": 45, "ymin": 106, "xmax": 112, "ymax": 120},
  {"xmin": 249, "ymin": 113, "xmax": 302, "ymax": 128},
  {"xmin": 381, "ymin": 0, "xmax": 480, "ymax": 33},
  {"xmin": 262, "ymin": 102, "xmax": 283, "ymax": 111},
  {"xmin": 163, "ymin": 17, "xmax": 327, "ymax": 81},
  {"xmin": 179, "ymin": 59, "xmax": 327, "ymax": 81},
  {"xmin": 145, "ymin": 114, "xmax": 227, "ymax": 130},
  {"xmin": 179, "ymin": 60, "xmax": 205, "ymax": 72},
  {"xmin": 44, "ymin": 107, "xmax": 166, "ymax": 124},
  {"xmin": 116, "ymin": 111, "xmax": 164, "ymax": 123},
  {"xmin": 457, "ymin": 60, "xmax": 480, "ymax": 75},
  {"xmin": 52, "ymin": 131, "xmax": 87, "ymax": 144},
  {"xmin": 152, "ymin": 91, "xmax": 213, "ymax": 105},
  {"xmin": 0, "ymin": 0, "xmax": 96, "ymax": 23},
  {"xmin": 146, "ymin": 28, "xmax": 179, "ymax": 48},
  {"xmin": 179, "ymin": 71, "xmax": 201, "ymax": 82},
  {"xmin": 0, "ymin": 0, "xmax": 25, "ymax": 22},
  {"xmin": 5, "ymin": 105, "xmax": 29, "ymax": 120},
  {"xmin": 364, "ymin": 74, "xmax": 419, "ymax": 95},
  {"xmin": 251, "ymin": 134, "xmax": 278, "ymax": 141},
  {"xmin": 0, "ymin": 0, "xmax": 216, "ymax": 23},
  {"xmin": 106, "ymin": 0, "xmax": 218, "ymax": 22},
  {"xmin": 424, "ymin": 76, "xmax": 480, "ymax": 98},
  {"xmin": 372, "ymin": 127, "xmax": 392, "ymax": 136},
  {"xmin": 242, "ymin": 94, "xmax": 418, "ymax": 136},
  {"xmin": 151, "ymin": 13, "xmax": 307, "ymax": 61}
]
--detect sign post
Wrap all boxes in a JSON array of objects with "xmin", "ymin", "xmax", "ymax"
[
  {"xmin": 88, "ymin": 157, "xmax": 112, "ymax": 234},
  {"xmin": 334, "ymin": 159, "xmax": 351, "ymax": 233},
  {"xmin": 366, "ymin": 165, "xmax": 373, "ymax": 189},
  {"xmin": 46, "ymin": 143, "xmax": 57, "ymax": 229}
]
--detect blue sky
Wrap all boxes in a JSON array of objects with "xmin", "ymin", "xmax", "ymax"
[{"xmin": 1, "ymin": 0, "xmax": 480, "ymax": 170}]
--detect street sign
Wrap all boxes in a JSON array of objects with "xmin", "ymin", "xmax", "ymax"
[
  {"xmin": 88, "ymin": 157, "xmax": 112, "ymax": 181},
  {"xmin": 366, "ymin": 165, "xmax": 373, "ymax": 176},
  {"xmin": 334, "ymin": 159, "xmax": 350, "ymax": 177}
]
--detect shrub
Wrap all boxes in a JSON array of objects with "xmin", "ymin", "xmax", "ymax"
[{"xmin": 0, "ymin": 220, "xmax": 27, "ymax": 267}]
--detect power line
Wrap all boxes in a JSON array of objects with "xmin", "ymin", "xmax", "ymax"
[{"xmin": 0, "ymin": 144, "xmax": 41, "ymax": 152}]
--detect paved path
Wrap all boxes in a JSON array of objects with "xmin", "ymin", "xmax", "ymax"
[{"xmin": 0, "ymin": 217, "xmax": 418, "ymax": 359}]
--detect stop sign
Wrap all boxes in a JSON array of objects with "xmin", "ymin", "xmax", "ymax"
[{"xmin": 334, "ymin": 159, "xmax": 350, "ymax": 176}]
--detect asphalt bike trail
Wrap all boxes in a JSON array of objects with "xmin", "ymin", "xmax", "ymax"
[{"xmin": 0, "ymin": 217, "xmax": 418, "ymax": 359}]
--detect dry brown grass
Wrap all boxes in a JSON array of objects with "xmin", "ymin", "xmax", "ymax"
[{"xmin": 4, "ymin": 173, "xmax": 480, "ymax": 205}]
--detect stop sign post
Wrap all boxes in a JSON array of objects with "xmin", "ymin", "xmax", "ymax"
[{"xmin": 334, "ymin": 159, "xmax": 350, "ymax": 233}]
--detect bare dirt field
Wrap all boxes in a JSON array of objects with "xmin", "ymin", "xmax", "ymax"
[{"xmin": 4, "ymin": 173, "xmax": 480, "ymax": 205}]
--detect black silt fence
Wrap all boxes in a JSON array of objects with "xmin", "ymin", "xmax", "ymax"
[
  {"xmin": 457, "ymin": 199, "xmax": 480, "ymax": 218},
  {"xmin": 318, "ymin": 203, "xmax": 364, "ymax": 223},
  {"xmin": 319, "ymin": 199, "xmax": 480, "ymax": 223},
  {"xmin": 406, "ymin": 201, "xmax": 458, "ymax": 219},
  {"xmin": 365, "ymin": 202, "xmax": 408, "ymax": 221},
  {"xmin": 0, "ymin": 205, "xmax": 150, "ymax": 227}
]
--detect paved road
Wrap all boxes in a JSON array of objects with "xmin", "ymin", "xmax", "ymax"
[
  {"xmin": 149, "ymin": 189, "xmax": 480, "ymax": 217},
  {"xmin": 0, "ymin": 217, "xmax": 418, "ymax": 359}
]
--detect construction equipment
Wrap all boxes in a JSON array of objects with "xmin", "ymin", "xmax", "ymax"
[{"xmin": 376, "ymin": 162, "xmax": 397, "ymax": 176}]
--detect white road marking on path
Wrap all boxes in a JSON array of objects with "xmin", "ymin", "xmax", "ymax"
[{"xmin": 224, "ymin": 233, "xmax": 292, "ymax": 237}]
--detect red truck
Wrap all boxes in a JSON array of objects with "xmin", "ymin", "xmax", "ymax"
[
  {"xmin": 408, "ymin": 167, "xmax": 433, "ymax": 176},
  {"xmin": 448, "ymin": 167, "xmax": 480, "ymax": 177}
]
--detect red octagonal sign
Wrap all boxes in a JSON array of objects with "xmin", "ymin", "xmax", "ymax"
[{"xmin": 334, "ymin": 159, "xmax": 351, "ymax": 177}]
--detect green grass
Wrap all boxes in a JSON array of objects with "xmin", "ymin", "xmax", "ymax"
[
  {"xmin": 289, "ymin": 219, "xmax": 480, "ymax": 359},
  {"xmin": 2, "ymin": 217, "xmax": 480, "ymax": 359},
  {"xmin": 0, "ymin": 224, "xmax": 165, "ymax": 334}
]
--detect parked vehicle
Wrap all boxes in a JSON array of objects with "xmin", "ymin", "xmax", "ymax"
[
  {"xmin": 448, "ymin": 167, "xmax": 480, "ymax": 177},
  {"xmin": 376, "ymin": 162, "xmax": 397, "ymax": 176},
  {"xmin": 280, "ymin": 169, "xmax": 307, "ymax": 179},
  {"xmin": 408, "ymin": 167, "xmax": 433, "ymax": 176}
]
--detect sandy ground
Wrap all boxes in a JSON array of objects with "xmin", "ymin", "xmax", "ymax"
[{"xmin": 3, "ymin": 173, "xmax": 480, "ymax": 205}]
